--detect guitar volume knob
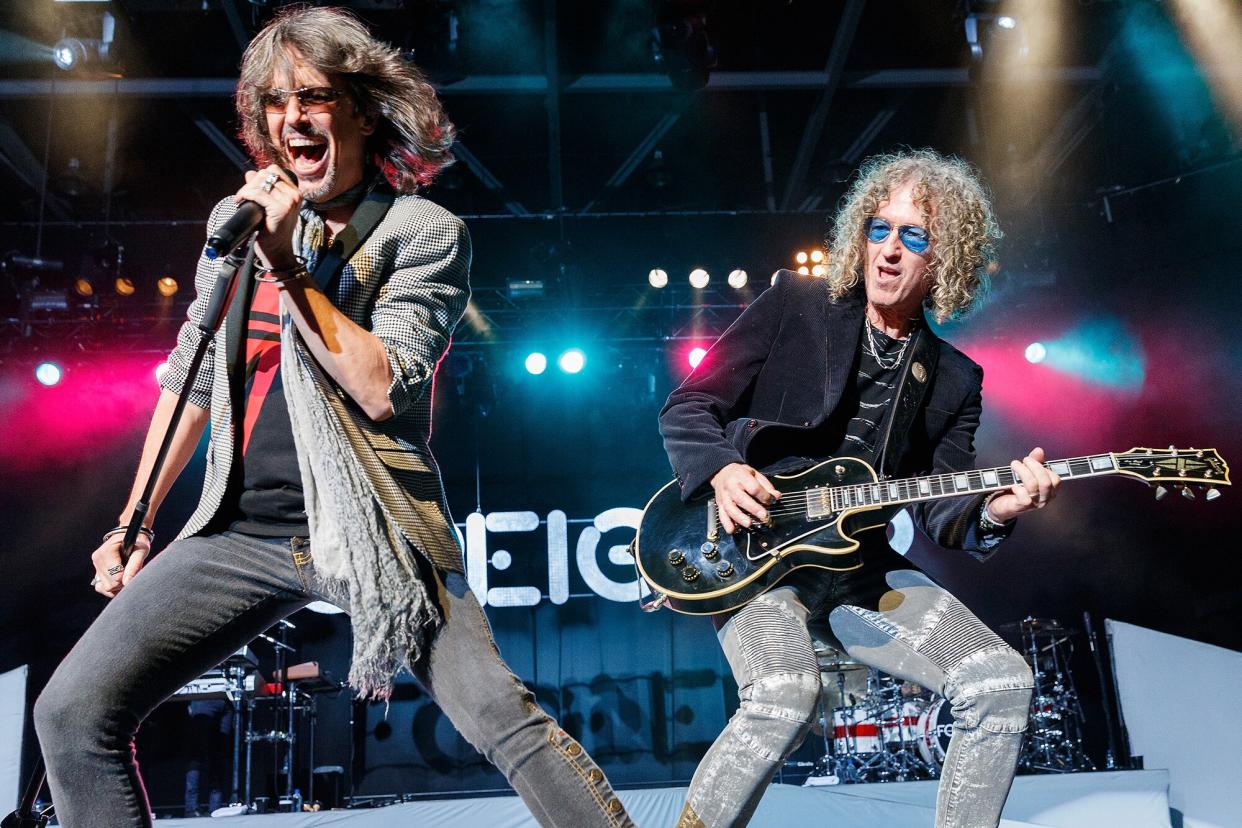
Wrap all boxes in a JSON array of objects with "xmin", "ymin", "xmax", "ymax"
[
  {"xmin": 716, "ymin": 561, "xmax": 735, "ymax": 577},
  {"xmin": 667, "ymin": 549, "xmax": 685, "ymax": 566},
  {"xmin": 681, "ymin": 566, "xmax": 701, "ymax": 582},
  {"xmin": 700, "ymin": 542, "xmax": 719, "ymax": 560}
]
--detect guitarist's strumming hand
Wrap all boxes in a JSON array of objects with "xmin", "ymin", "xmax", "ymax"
[
  {"xmin": 710, "ymin": 463, "xmax": 782, "ymax": 534},
  {"xmin": 985, "ymin": 446, "xmax": 1062, "ymax": 524}
]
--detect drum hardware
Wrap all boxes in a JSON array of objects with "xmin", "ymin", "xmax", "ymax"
[
  {"xmin": 807, "ymin": 662, "xmax": 938, "ymax": 785},
  {"xmin": 1007, "ymin": 617, "xmax": 1096, "ymax": 774}
]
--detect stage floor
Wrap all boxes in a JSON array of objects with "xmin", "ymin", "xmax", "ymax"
[{"xmin": 157, "ymin": 770, "xmax": 1172, "ymax": 827}]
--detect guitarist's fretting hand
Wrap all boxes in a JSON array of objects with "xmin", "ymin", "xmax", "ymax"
[
  {"xmin": 985, "ymin": 446, "xmax": 1062, "ymax": 523},
  {"xmin": 710, "ymin": 463, "xmax": 782, "ymax": 534}
]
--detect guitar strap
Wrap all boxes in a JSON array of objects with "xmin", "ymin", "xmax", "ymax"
[{"xmin": 873, "ymin": 322, "xmax": 940, "ymax": 480}]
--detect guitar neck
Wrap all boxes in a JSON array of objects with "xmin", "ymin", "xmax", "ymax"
[{"xmin": 814, "ymin": 454, "xmax": 1121, "ymax": 515}]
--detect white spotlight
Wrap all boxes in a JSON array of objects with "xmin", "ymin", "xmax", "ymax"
[
  {"xmin": 689, "ymin": 268, "xmax": 710, "ymax": 289},
  {"xmin": 794, "ymin": 251, "xmax": 808, "ymax": 265},
  {"xmin": 727, "ymin": 269, "xmax": 748, "ymax": 289},
  {"xmin": 810, "ymin": 249, "xmax": 825, "ymax": 263},
  {"xmin": 997, "ymin": 15, "xmax": 1017, "ymax": 30},
  {"xmin": 811, "ymin": 264, "xmax": 827, "ymax": 277},
  {"xmin": 648, "ymin": 268, "xmax": 669, "ymax": 288}
]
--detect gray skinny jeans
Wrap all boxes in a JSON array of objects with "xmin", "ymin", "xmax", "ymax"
[
  {"xmin": 677, "ymin": 569, "xmax": 1034, "ymax": 828},
  {"xmin": 33, "ymin": 531, "xmax": 634, "ymax": 828}
]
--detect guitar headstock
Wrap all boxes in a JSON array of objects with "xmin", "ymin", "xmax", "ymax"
[{"xmin": 1113, "ymin": 446, "xmax": 1231, "ymax": 500}]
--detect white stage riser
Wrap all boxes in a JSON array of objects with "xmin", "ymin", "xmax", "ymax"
[{"xmin": 154, "ymin": 770, "xmax": 1171, "ymax": 828}]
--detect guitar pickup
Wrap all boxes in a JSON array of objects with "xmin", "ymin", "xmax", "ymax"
[{"xmin": 805, "ymin": 488, "xmax": 833, "ymax": 520}]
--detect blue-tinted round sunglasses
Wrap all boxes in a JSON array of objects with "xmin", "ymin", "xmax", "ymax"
[{"xmin": 865, "ymin": 217, "xmax": 931, "ymax": 255}]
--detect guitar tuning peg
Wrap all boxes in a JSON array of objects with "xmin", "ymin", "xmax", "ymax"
[
  {"xmin": 1180, "ymin": 486, "xmax": 1196, "ymax": 500},
  {"xmin": 1155, "ymin": 485, "xmax": 1169, "ymax": 501},
  {"xmin": 1205, "ymin": 487, "xmax": 1221, "ymax": 501}
]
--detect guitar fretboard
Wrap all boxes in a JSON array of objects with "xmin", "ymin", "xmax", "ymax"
[{"xmin": 805, "ymin": 454, "xmax": 1120, "ymax": 518}]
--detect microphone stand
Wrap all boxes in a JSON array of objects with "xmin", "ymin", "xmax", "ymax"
[
  {"xmin": 1083, "ymin": 611, "xmax": 1120, "ymax": 770},
  {"xmin": 3, "ymin": 238, "xmax": 256, "ymax": 828}
]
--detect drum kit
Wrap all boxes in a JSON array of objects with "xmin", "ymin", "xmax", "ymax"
[
  {"xmin": 167, "ymin": 621, "xmax": 346, "ymax": 815},
  {"xmin": 806, "ymin": 616, "xmax": 1094, "ymax": 785}
]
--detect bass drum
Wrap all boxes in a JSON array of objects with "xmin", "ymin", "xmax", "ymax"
[
  {"xmin": 832, "ymin": 706, "xmax": 883, "ymax": 755},
  {"xmin": 916, "ymin": 698, "xmax": 955, "ymax": 766}
]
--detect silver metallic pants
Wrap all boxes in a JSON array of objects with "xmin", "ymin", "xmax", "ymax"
[{"xmin": 678, "ymin": 569, "xmax": 1034, "ymax": 828}]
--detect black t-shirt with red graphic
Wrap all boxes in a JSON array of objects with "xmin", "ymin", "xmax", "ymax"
[{"xmin": 229, "ymin": 281, "xmax": 309, "ymax": 537}]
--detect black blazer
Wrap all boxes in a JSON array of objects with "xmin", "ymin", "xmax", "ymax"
[{"xmin": 658, "ymin": 270, "xmax": 1008, "ymax": 556}]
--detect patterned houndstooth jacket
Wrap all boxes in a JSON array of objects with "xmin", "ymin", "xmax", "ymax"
[{"xmin": 160, "ymin": 189, "xmax": 471, "ymax": 575}]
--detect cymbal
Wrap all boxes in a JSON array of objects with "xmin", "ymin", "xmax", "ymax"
[
  {"xmin": 818, "ymin": 658, "xmax": 868, "ymax": 673},
  {"xmin": 998, "ymin": 617, "xmax": 1078, "ymax": 637}
]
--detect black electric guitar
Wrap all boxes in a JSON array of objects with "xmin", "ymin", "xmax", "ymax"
[{"xmin": 633, "ymin": 447, "xmax": 1230, "ymax": 616}]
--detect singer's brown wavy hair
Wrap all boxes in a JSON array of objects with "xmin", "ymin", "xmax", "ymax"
[
  {"xmin": 236, "ymin": 5, "xmax": 455, "ymax": 193},
  {"xmin": 824, "ymin": 149, "xmax": 1001, "ymax": 322}
]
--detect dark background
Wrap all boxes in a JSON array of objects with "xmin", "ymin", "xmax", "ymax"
[{"xmin": 2, "ymin": 0, "xmax": 1240, "ymax": 815}]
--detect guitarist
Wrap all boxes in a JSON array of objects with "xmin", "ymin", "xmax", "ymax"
[{"xmin": 659, "ymin": 149, "xmax": 1061, "ymax": 828}]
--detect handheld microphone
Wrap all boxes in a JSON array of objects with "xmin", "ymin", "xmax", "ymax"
[{"xmin": 204, "ymin": 200, "xmax": 265, "ymax": 260}]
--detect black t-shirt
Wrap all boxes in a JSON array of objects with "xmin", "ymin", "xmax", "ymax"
[
  {"xmin": 229, "ymin": 281, "xmax": 309, "ymax": 537},
  {"xmin": 801, "ymin": 320, "xmax": 908, "ymax": 465}
]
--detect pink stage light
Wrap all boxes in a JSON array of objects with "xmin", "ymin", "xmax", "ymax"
[
  {"xmin": 1, "ymin": 355, "xmax": 164, "ymax": 472},
  {"xmin": 688, "ymin": 347, "xmax": 708, "ymax": 369}
]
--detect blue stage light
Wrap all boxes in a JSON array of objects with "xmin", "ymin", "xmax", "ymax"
[
  {"xmin": 35, "ymin": 361, "xmax": 62, "ymax": 386},
  {"xmin": 524, "ymin": 352, "xmax": 548, "ymax": 375},
  {"xmin": 558, "ymin": 349, "xmax": 586, "ymax": 374},
  {"xmin": 1025, "ymin": 342, "xmax": 1047, "ymax": 364}
]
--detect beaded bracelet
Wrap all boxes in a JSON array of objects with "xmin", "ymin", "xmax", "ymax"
[{"xmin": 979, "ymin": 492, "xmax": 1008, "ymax": 531}]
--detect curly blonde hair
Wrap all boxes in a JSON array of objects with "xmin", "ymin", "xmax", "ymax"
[
  {"xmin": 824, "ymin": 149, "xmax": 1001, "ymax": 322},
  {"xmin": 236, "ymin": 6, "xmax": 455, "ymax": 193}
]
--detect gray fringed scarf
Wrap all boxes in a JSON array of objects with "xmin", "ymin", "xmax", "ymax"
[{"xmin": 277, "ymin": 206, "xmax": 440, "ymax": 700}]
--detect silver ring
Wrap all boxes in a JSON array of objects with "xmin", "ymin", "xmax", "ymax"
[
  {"xmin": 262, "ymin": 172, "xmax": 279, "ymax": 193},
  {"xmin": 107, "ymin": 564, "xmax": 124, "ymax": 576},
  {"xmin": 90, "ymin": 575, "xmax": 100, "ymax": 587}
]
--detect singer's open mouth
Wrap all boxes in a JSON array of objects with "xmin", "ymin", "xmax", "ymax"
[{"xmin": 286, "ymin": 137, "xmax": 329, "ymax": 178}]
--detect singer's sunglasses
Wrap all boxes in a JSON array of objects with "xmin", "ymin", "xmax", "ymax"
[
  {"xmin": 259, "ymin": 86, "xmax": 345, "ymax": 113},
  {"xmin": 864, "ymin": 217, "xmax": 931, "ymax": 255}
]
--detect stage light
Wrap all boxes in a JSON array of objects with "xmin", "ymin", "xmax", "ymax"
[
  {"xmin": 648, "ymin": 268, "xmax": 669, "ymax": 288},
  {"xmin": 997, "ymin": 15, "xmax": 1017, "ymax": 29},
  {"xmin": 1025, "ymin": 342, "xmax": 1047, "ymax": 364},
  {"xmin": 114, "ymin": 277, "xmax": 135, "ymax": 296},
  {"xmin": 811, "ymin": 264, "xmax": 827, "ymax": 277},
  {"xmin": 795, "ymin": 251, "xmax": 809, "ymax": 265},
  {"xmin": 524, "ymin": 352, "xmax": 548, "ymax": 375},
  {"xmin": 73, "ymin": 277, "xmax": 94, "ymax": 297},
  {"xmin": 558, "ymin": 349, "xmax": 586, "ymax": 374},
  {"xmin": 154, "ymin": 361, "xmax": 169, "ymax": 382},
  {"xmin": 797, "ymin": 266, "xmax": 810, "ymax": 276},
  {"xmin": 35, "ymin": 362, "xmax": 62, "ymax": 387},
  {"xmin": 688, "ymin": 268, "xmax": 709, "ymax": 289},
  {"xmin": 688, "ymin": 347, "xmax": 707, "ymax": 369},
  {"xmin": 52, "ymin": 38, "xmax": 87, "ymax": 71},
  {"xmin": 506, "ymin": 278, "xmax": 543, "ymax": 300},
  {"xmin": 156, "ymin": 276, "xmax": 178, "ymax": 297},
  {"xmin": 810, "ymin": 249, "xmax": 825, "ymax": 263},
  {"xmin": 727, "ymin": 269, "xmax": 748, "ymax": 289}
]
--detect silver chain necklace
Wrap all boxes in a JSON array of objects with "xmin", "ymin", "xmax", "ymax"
[{"xmin": 865, "ymin": 321, "xmax": 911, "ymax": 370}]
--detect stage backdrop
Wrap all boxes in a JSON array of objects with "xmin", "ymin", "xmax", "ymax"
[
  {"xmin": 1108, "ymin": 620, "xmax": 1242, "ymax": 828},
  {"xmin": 1, "ymin": 666, "xmax": 26, "ymax": 809}
]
